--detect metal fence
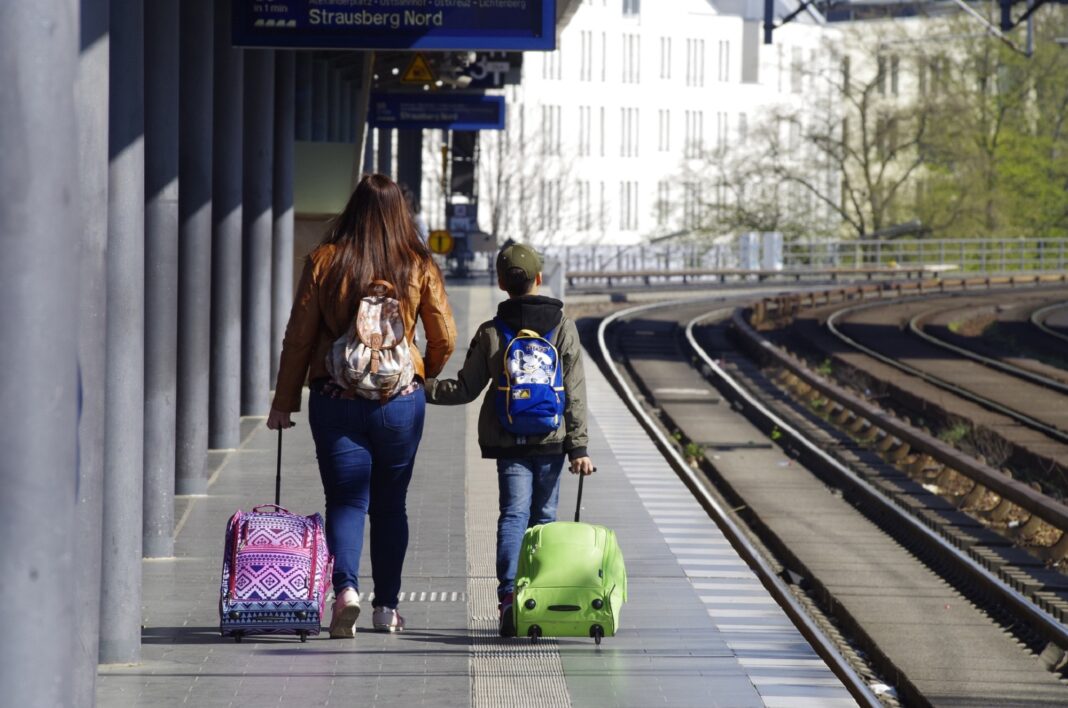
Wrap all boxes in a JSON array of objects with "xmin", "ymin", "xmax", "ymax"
[{"xmin": 548, "ymin": 238, "xmax": 1068, "ymax": 275}]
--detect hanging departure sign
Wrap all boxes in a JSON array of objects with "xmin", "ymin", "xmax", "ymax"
[{"xmin": 233, "ymin": 0, "xmax": 556, "ymax": 51}]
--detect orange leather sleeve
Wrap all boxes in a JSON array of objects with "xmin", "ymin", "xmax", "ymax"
[
  {"xmin": 271, "ymin": 258, "xmax": 321, "ymax": 413},
  {"xmin": 418, "ymin": 265, "xmax": 456, "ymax": 379}
]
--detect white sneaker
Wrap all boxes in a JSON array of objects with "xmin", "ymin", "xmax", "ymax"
[
  {"xmin": 372, "ymin": 606, "xmax": 405, "ymax": 633},
  {"xmin": 329, "ymin": 587, "xmax": 361, "ymax": 638}
]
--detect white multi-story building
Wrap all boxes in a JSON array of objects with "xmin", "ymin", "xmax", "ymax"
[{"xmin": 421, "ymin": 0, "xmax": 837, "ymax": 247}]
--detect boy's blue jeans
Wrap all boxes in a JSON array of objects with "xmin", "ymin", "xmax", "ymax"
[
  {"xmin": 496, "ymin": 455, "xmax": 565, "ymax": 600},
  {"xmin": 308, "ymin": 387, "xmax": 425, "ymax": 608}
]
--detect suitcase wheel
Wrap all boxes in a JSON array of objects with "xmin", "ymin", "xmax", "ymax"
[
  {"xmin": 528, "ymin": 625, "xmax": 542, "ymax": 644},
  {"xmin": 299, "ymin": 631, "xmax": 308, "ymax": 643},
  {"xmin": 233, "ymin": 632, "xmax": 243, "ymax": 644},
  {"xmin": 591, "ymin": 625, "xmax": 603, "ymax": 645}
]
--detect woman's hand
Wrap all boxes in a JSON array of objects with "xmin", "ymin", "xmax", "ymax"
[
  {"xmin": 569, "ymin": 457, "xmax": 596, "ymax": 476},
  {"xmin": 266, "ymin": 408, "xmax": 294, "ymax": 430}
]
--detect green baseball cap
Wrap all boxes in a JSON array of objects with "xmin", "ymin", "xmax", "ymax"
[{"xmin": 496, "ymin": 243, "xmax": 543, "ymax": 280}]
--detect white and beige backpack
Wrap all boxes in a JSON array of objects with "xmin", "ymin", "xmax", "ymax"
[{"xmin": 326, "ymin": 280, "xmax": 415, "ymax": 400}]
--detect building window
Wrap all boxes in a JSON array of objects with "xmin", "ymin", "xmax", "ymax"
[
  {"xmin": 619, "ymin": 180, "xmax": 638, "ymax": 231},
  {"xmin": 580, "ymin": 30, "xmax": 593, "ymax": 81},
  {"xmin": 657, "ymin": 181, "xmax": 670, "ymax": 226},
  {"xmin": 577, "ymin": 180, "xmax": 592, "ymax": 231},
  {"xmin": 599, "ymin": 106, "xmax": 605, "ymax": 156},
  {"xmin": 542, "ymin": 50, "xmax": 563, "ymax": 81},
  {"xmin": 599, "ymin": 181, "xmax": 606, "ymax": 231},
  {"xmin": 578, "ymin": 105, "xmax": 592, "ymax": 157},
  {"xmin": 601, "ymin": 32, "xmax": 607, "ymax": 82},
  {"xmin": 717, "ymin": 40, "xmax": 730, "ymax": 82},
  {"xmin": 738, "ymin": 112, "xmax": 748, "ymax": 144},
  {"xmin": 790, "ymin": 47, "xmax": 802, "ymax": 94},
  {"xmin": 620, "ymin": 107, "xmax": 639, "ymax": 157},
  {"xmin": 660, "ymin": 37, "xmax": 672, "ymax": 79},
  {"xmin": 684, "ymin": 109, "xmax": 704, "ymax": 159},
  {"xmin": 890, "ymin": 54, "xmax": 900, "ymax": 95},
  {"xmin": 716, "ymin": 111, "xmax": 728, "ymax": 150},
  {"xmin": 540, "ymin": 105, "xmax": 561, "ymax": 156},
  {"xmin": 658, "ymin": 109, "xmax": 671, "ymax": 152},
  {"xmin": 623, "ymin": 0, "xmax": 640, "ymax": 16},
  {"xmin": 686, "ymin": 39, "xmax": 705, "ymax": 87},
  {"xmin": 683, "ymin": 182, "xmax": 700, "ymax": 229},
  {"xmin": 622, "ymin": 33, "xmax": 641, "ymax": 83}
]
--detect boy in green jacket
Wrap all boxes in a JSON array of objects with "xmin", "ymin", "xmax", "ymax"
[{"xmin": 425, "ymin": 244, "xmax": 594, "ymax": 636}]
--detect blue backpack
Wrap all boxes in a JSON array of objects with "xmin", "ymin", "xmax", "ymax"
[{"xmin": 494, "ymin": 318, "xmax": 566, "ymax": 437}]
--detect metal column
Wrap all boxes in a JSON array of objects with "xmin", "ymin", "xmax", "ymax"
[
  {"xmin": 312, "ymin": 56, "xmax": 329, "ymax": 141},
  {"xmin": 73, "ymin": 0, "xmax": 109, "ymax": 701},
  {"xmin": 272, "ymin": 52, "xmax": 296, "ymax": 381},
  {"xmin": 176, "ymin": 0, "xmax": 214, "ymax": 494},
  {"xmin": 143, "ymin": 0, "xmax": 179, "ymax": 559},
  {"xmin": 295, "ymin": 53, "xmax": 313, "ymax": 142},
  {"xmin": 0, "ymin": 4, "xmax": 80, "ymax": 705},
  {"xmin": 377, "ymin": 128, "xmax": 394, "ymax": 176},
  {"xmin": 397, "ymin": 128, "xmax": 423, "ymax": 206},
  {"xmin": 242, "ymin": 50, "xmax": 275, "ymax": 416},
  {"xmin": 328, "ymin": 64, "xmax": 341, "ymax": 141},
  {"xmin": 101, "ymin": 0, "xmax": 145, "ymax": 664},
  {"xmin": 210, "ymin": 0, "xmax": 244, "ymax": 449}
]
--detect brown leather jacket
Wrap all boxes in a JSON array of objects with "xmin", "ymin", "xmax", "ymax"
[{"xmin": 271, "ymin": 243, "xmax": 456, "ymax": 413}]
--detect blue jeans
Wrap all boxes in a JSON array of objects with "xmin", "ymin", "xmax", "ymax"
[
  {"xmin": 308, "ymin": 387, "xmax": 425, "ymax": 608},
  {"xmin": 496, "ymin": 455, "xmax": 565, "ymax": 600}
]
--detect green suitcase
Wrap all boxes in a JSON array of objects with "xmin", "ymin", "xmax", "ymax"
[{"xmin": 513, "ymin": 476, "xmax": 627, "ymax": 644}]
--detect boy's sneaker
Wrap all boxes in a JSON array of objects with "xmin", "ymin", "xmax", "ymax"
[
  {"xmin": 372, "ymin": 606, "xmax": 405, "ymax": 632},
  {"xmin": 329, "ymin": 587, "xmax": 361, "ymax": 639},
  {"xmin": 498, "ymin": 592, "xmax": 516, "ymax": 637}
]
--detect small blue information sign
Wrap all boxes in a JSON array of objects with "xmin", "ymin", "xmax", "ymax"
[
  {"xmin": 368, "ymin": 93, "xmax": 506, "ymax": 131},
  {"xmin": 233, "ymin": 0, "xmax": 556, "ymax": 51}
]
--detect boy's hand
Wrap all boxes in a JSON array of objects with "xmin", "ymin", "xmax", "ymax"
[{"xmin": 570, "ymin": 457, "xmax": 596, "ymax": 475}]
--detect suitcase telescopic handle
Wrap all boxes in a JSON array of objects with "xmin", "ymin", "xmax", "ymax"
[
  {"xmin": 275, "ymin": 428, "xmax": 282, "ymax": 506},
  {"xmin": 574, "ymin": 470, "xmax": 584, "ymax": 522}
]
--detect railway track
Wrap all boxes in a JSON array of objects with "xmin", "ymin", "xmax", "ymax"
[
  {"xmin": 596, "ymin": 288, "xmax": 1068, "ymax": 707},
  {"xmin": 1032, "ymin": 301, "xmax": 1068, "ymax": 347},
  {"xmin": 824, "ymin": 293, "xmax": 1068, "ymax": 446}
]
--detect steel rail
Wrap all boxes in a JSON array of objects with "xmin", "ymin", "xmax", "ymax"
[
  {"xmin": 908, "ymin": 309, "xmax": 1068, "ymax": 396},
  {"xmin": 597, "ymin": 299, "xmax": 883, "ymax": 708},
  {"xmin": 826, "ymin": 300, "xmax": 1068, "ymax": 446},
  {"xmin": 1032, "ymin": 301, "xmax": 1068, "ymax": 346},
  {"xmin": 684, "ymin": 310, "xmax": 1068, "ymax": 653}
]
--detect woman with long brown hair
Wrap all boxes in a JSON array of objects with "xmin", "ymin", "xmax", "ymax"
[{"xmin": 267, "ymin": 174, "xmax": 455, "ymax": 637}]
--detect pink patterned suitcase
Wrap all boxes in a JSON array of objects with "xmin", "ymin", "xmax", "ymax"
[{"xmin": 219, "ymin": 504, "xmax": 332, "ymax": 642}]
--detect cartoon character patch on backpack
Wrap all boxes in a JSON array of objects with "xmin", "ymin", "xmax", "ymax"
[
  {"xmin": 495, "ymin": 318, "xmax": 566, "ymax": 437},
  {"xmin": 326, "ymin": 280, "xmax": 414, "ymax": 400}
]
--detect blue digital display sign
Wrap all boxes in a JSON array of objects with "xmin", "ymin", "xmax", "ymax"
[
  {"xmin": 368, "ymin": 93, "xmax": 506, "ymax": 131},
  {"xmin": 233, "ymin": 1, "xmax": 556, "ymax": 51}
]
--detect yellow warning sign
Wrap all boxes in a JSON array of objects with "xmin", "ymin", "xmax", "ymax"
[
  {"xmin": 402, "ymin": 54, "xmax": 435, "ymax": 84},
  {"xmin": 428, "ymin": 230, "xmax": 454, "ymax": 255}
]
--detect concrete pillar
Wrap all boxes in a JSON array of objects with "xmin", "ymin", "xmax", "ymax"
[
  {"xmin": 295, "ymin": 53, "xmax": 313, "ymax": 141},
  {"xmin": 242, "ymin": 50, "xmax": 275, "ymax": 416},
  {"xmin": 143, "ymin": 0, "xmax": 179, "ymax": 559},
  {"xmin": 210, "ymin": 0, "xmax": 244, "ymax": 449},
  {"xmin": 397, "ymin": 128, "xmax": 423, "ymax": 206},
  {"xmin": 273, "ymin": 52, "xmax": 296, "ymax": 381},
  {"xmin": 0, "ymin": 4, "xmax": 80, "ymax": 705},
  {"xmin": 176, "ymin": 0, "xmax": 214, "ymax": 494},
  {"xmin": 378, "ymin": 128, "xmax": 394, "ymax": 176},
  {"xmin": 312, "ymin": 56, "xmax": 328, "ymax": 141},
  {"xmin": 73, "ymin": 0, "xmax": 108, "ymax": 702},
  {"xmin": 101, "ymin": 0, "xmax": 145, "ymax": 665}
]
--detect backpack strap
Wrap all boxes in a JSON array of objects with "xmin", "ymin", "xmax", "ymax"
[{"xmin": 494, "ymin": 317, "xmax": 517, "ymax": 344}]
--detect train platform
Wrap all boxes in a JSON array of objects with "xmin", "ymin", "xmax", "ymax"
[{"xmin": 96, "ymin": 283, "xmax": 857, "ymax": 708}]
